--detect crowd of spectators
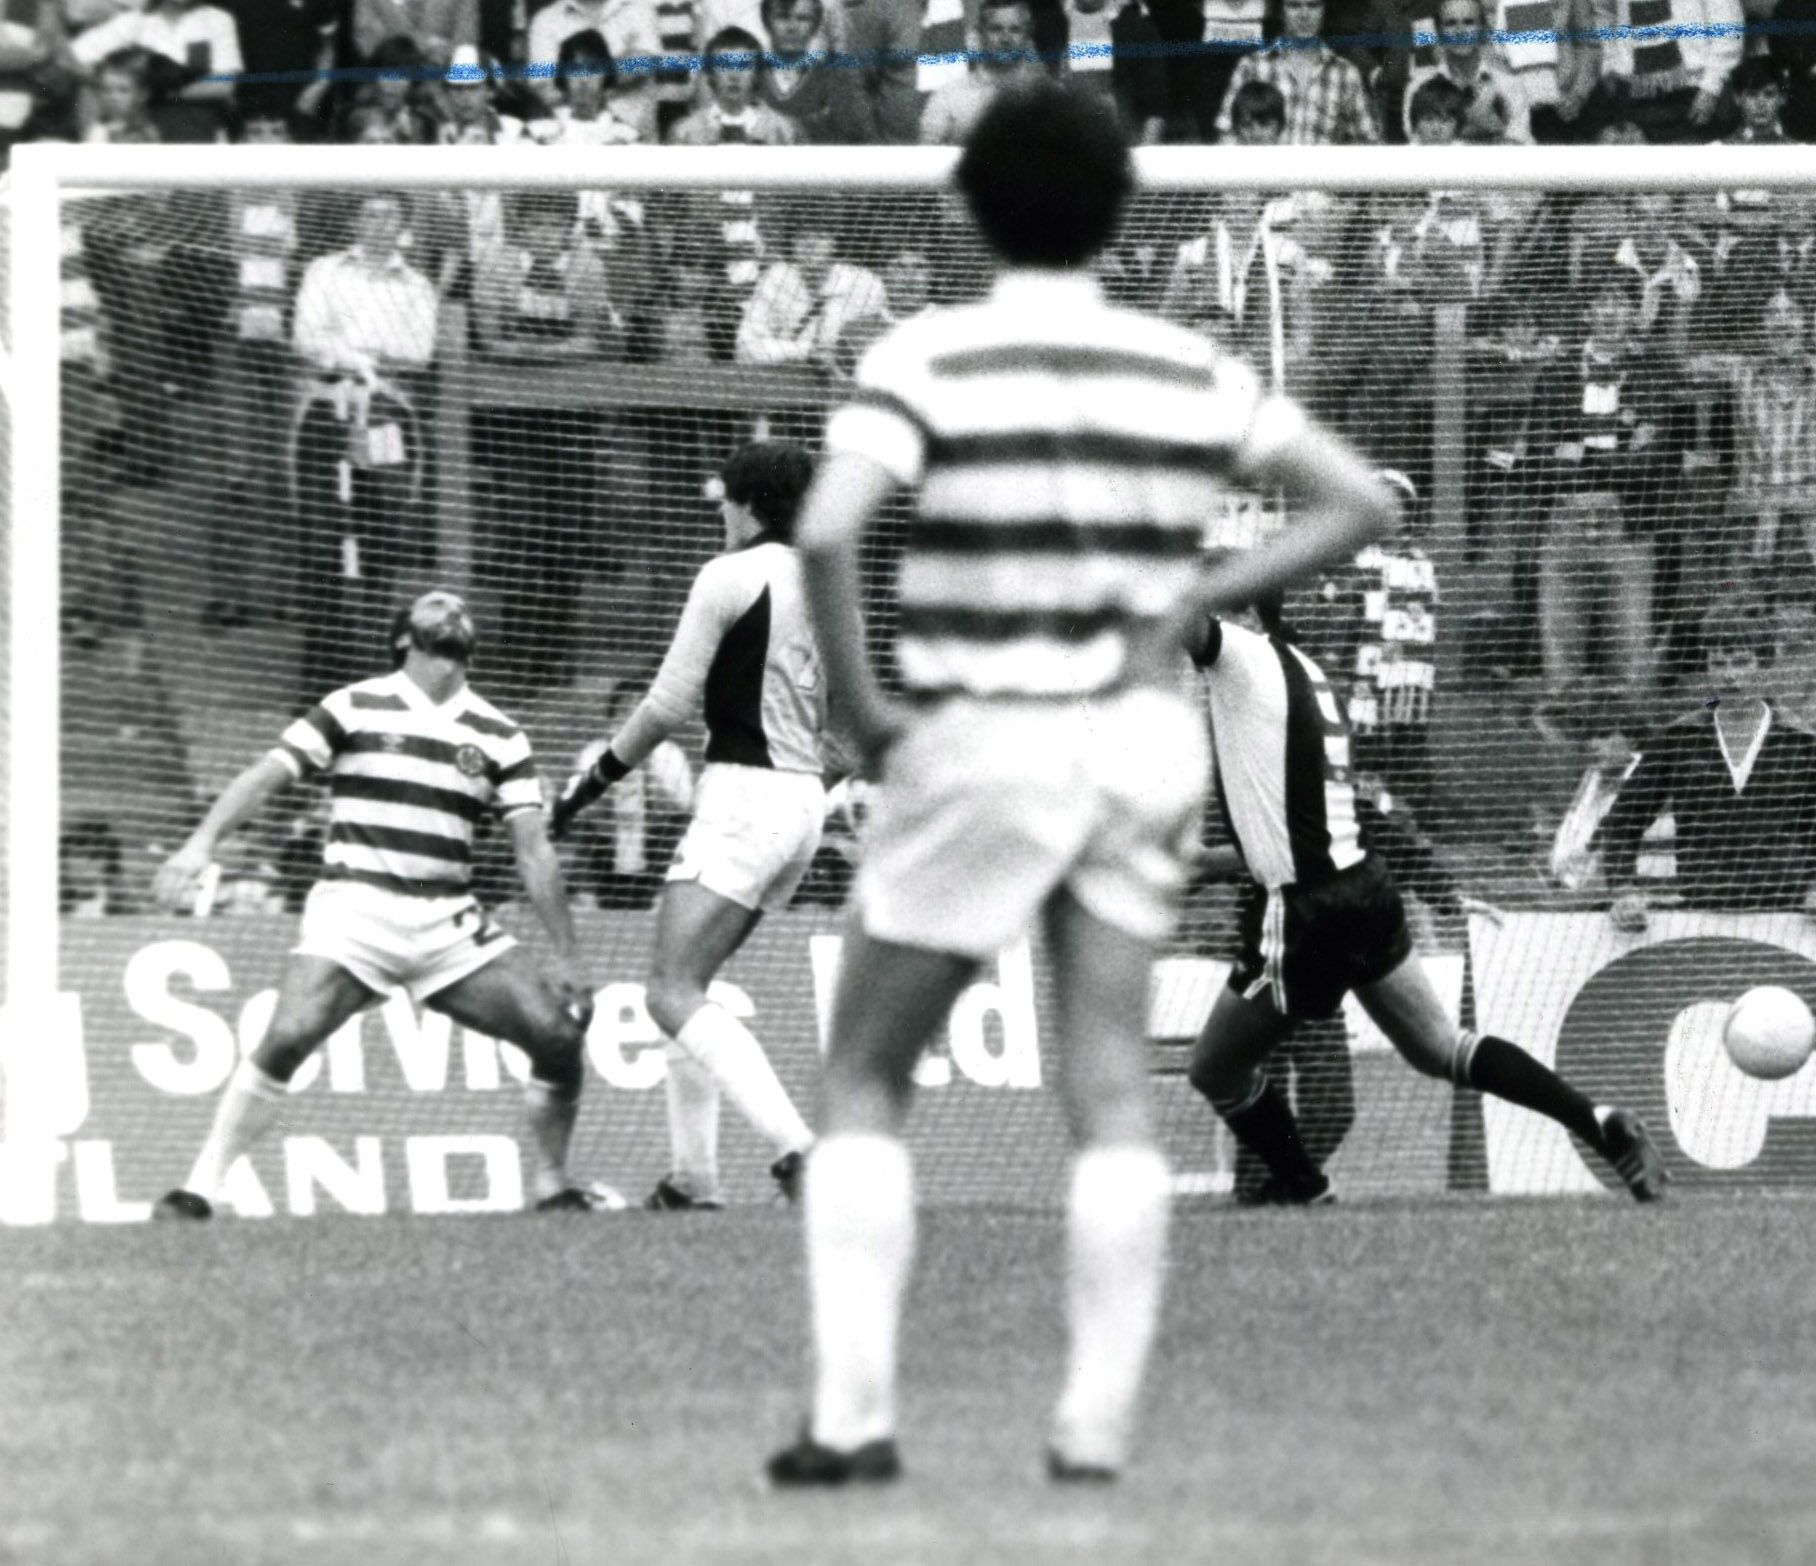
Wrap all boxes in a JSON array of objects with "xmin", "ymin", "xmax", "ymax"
[
  {"xmin": 0, "ymin": 0, "xmax": 1808, "ymax": 155},
  {"xmin": 32, "ymin": 0, "xmax": 1816, "ymax": 923}
]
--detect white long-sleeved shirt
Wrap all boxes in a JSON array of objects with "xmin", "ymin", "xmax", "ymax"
[
  {"xmin": 613, "ymin": 539, "xmax": 831, "ymax": 775},
  {"xmin": 735, "ymin": 259, "xmax": 887, "ymax": 365},
  {"xmin": 292, "ymin": 248, "xmax": 439, "ymax": 376}
]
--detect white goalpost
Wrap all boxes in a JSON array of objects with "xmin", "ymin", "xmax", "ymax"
[{"xmin": 5, "ymin": 139, "xmax": 1816, "ymax": 1223}]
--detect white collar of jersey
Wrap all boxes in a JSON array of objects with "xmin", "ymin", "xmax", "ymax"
[{"xmin": 990, "ymin": 269, "xmax": 1104, "ymax": 310}]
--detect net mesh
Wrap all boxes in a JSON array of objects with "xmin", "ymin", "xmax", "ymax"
[{"xmin": 17, "ymin": 156, "xmax": 1816, "ymax": 1219}]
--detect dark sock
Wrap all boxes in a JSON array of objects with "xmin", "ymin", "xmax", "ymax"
[
  {"xmin": 1465, "ymin": 1035, "xmax": 1603, "ymax": 1148},
  {"xmin": 1219, "ymin": 1077, "xmax": 1320, "ymax": 1184}
]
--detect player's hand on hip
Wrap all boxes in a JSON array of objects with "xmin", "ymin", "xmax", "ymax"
[
  {"xmin": 1609, "ymin": 891, "xmax": 1649, "ymax": 933},
  {"xmin": 154, "ymin": 842, "xmax": 213, "ymax": 912}
]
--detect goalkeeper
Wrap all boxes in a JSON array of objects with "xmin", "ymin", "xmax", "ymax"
[{"xmin": 553, "ymin": 442, "xmax": 825, "ymax": 1209}]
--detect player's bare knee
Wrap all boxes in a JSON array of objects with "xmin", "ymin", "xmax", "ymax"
[
  {"xmin": 644, "ymin": 976, "xmax": 697, "ymax": 1039},
  {"xmin": 526, "ymin": 1018, "xmax": 586, "ymax": 1092},
  {"xmin": 252, "ymin": 1027, "xmax": 321, "ymax": 1084},
  {"xmin": 506, "ymin": 990, "xmax": 586, "ymax": 1086},
  {"xmin": 1393, "ymin": 1022, "xmax": 1467, "ymax": 1082},
  {"xmin": 1188, "ymin": 1042, "xmax": 1245, "ymax": 1104}
]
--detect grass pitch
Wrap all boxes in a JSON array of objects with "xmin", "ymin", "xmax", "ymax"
[{"xmin": 4, "ymin": 1195, "xmax": 1815, "ymax": 1566}]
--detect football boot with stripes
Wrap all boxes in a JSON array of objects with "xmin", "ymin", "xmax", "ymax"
[{"xmin": 1600, "ymin": 1109, "xmax": 1668, "ymax": 1202}]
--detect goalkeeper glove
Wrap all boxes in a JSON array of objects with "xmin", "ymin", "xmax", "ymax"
[{"xmin": 550, "ymin": 749, "xmax": 631, "ymax": 840}]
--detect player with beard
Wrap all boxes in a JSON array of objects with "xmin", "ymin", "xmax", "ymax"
[{"xmin": 150, "ymin": 588, "xmax": 599, "ymax": 1219}]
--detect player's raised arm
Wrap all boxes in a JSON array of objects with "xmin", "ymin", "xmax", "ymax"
[
  {"xmin": 550, "ymin": 579, "xmax": 730, "ymax": 839},
  {"xmin": 796, "ymin": 450, "xmax": 902, "ymax": 769},
  {"xmin": 153, "ymin": 751, "xmax": 296, "ymax": 911},
  {"xmin": 1195, "ymin": 417, "xmax": 1402, "ymax": 623}
]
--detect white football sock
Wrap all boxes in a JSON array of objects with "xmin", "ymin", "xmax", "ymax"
[
  {"xmin": 522, "ymin": 1076, "xmax": 582, "ymax": 1202},
  {"xmin": 1052, "ymin": 1142, "xmax": 1171, "ymax": 1472},
  {"xmin": 675, "ymin": 1003, "xmax": 812, "ymax": 1158},
  {"xmin": 807, "ymin": 1134, "xmax": 914, "ymax": 1450},
  {"xmin": 663, "ymin": 1039, "xmax": 723, "ymax": 1199},
  {"xmin": 185, "ymin": 1058, "xmax": 288, "ymax": 1199}
]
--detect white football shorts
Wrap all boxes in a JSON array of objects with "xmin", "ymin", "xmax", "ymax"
[
  {"xmin": 666, "ymin": 762, "xmax": 827, "ymax": 913},
  {"xmin": 295, "ymin": 881, "xmax": 516, "ymax": 1002},
  {"xmin": 856, "ymin": 687, "xmax": 1209, "ymax": 960}
]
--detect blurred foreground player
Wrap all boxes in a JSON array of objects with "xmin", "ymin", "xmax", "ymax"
[
  {"xmin": 552, "ymin": 442, "xmax": 824, "ymax": 1209},
  {"xmin": 1182, "ymin": 587, "xmax": 1668, "ymax": 1205},
  {"xmin": 151, "ymin": 590, "xmax": 598, "ymax": 1219},
  {"xmin": 768, "ymin": 81, "xmax": 1400, "ymax": 1488}
]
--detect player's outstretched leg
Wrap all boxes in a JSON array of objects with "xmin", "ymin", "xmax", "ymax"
[
  {"xmin": 1189, "ymin": 986, "xmax": 1332, "ymax": 1205},
  {"xmin": 1044, "ymin": 891, "xmax": 1173, "ymax": 1483},
  {"xmin": 1355, "ymin": 958, "xmax": 1668, "ymax": 1202},
  {"xmin": 766, "ymin": 933, "xmax": 977, "ymax": 1489},
  {"xmin": 645, "ymin": 1043, "xmax": 726, "ymax": 1211},
  {"xmin": 154, "ymin": 957, "xmax": 379, "ymax": 1221},
  {"xmin": 646, "ymin": 882, "xmax": 813, "ymax": 1208},
  {"xmin": 429, "ymin": 949, "xmax": 593, "ymax": 1210}
]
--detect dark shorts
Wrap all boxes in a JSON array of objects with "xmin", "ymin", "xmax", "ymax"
[{"xmin": 1227, "ymin": 855, "xmax": 1415, "ymax": 1022}]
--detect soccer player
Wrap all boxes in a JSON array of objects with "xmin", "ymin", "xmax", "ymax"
[
  {"xmin": 551, "ymin": 442, "xmax": 823, "ymax": 1210},
  {"xmin": 1181, "ymin": 583, "xmax": 1669, "ymax": 1205},
  {"xmin": 150, "ymin": 589, "xmax": 598, "ymax": 1219},
  {"xmin": 766, "ymin": 81, "xmax": 1401, "ymax": 1488}
]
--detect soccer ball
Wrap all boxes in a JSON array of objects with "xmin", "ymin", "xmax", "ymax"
[
  {"xmin": 583, "ymin": 1182, "xmax": 628, "ymax": 1211},
  {"xmin": 1722, "ymin": 987, "xmax": 1816, "ymax": 1080}
]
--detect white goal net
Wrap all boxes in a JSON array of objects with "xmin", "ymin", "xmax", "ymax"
[{"xmin": 5, "ymin": 142, "xmax": 1816, "ymax": 1223}]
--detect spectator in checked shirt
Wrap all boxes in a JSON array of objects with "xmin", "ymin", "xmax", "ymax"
[{"xmin": 1214, "ymin": 0, "xmax": 1380, "ymax": 143}]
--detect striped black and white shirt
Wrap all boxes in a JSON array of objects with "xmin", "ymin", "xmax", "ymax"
[
  {"xmin": 274, "ymin": 671, "xmax": 543, "ymax": 898},
  {"xmin": 1192, "ymin": 618, "xmax": 1364, "ymax": 891},
  {"xmin": 824, "ymin": 270, "xmax": 1304, "ymax": 701}
]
